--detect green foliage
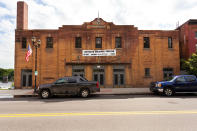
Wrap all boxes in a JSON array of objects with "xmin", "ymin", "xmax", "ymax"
[
  {"xmin": 0, "ymin": 68, "xmax": 14, "ymax": 81},
  {"xmin": 181, "ymin": 53, "xmax": 197, "ymax": 76}
]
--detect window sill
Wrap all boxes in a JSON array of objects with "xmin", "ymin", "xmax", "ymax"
[
  {"xmin": 143, "ymin": 48, "xmax": 151, "ymax": 51},
  {"xmin": 168, "ymin": 48, "xmax": 174, "ymax": 51},
  {"xmin": 21, "ymin": 48, "xmax": 27, "ymax": 51},
  {"xmin": 144, "ymin": 76, "xmax": 152, "ymax": 78},
  {"xmin": 75, "ymin": 48, "xmax": 82, "ymax": 50},
  {"xmin": 95, "ymin": 48, "xmax": 102, "ymax": 49},
  {"xmin": 116, "ymin": 48, "xmax": 122, "ymax": 50}
]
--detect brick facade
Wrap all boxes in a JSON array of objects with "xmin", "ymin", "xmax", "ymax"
[{"xmin": 14, "ymin": 1, "xmax": 180, "ymax": 89}]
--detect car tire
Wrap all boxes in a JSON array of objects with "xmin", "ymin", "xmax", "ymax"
[
  {"xmin": 80, "ymin": 88, "xmax": 89, "ymax": 98},
  {"xmin": 40, "ymin": 89, "xmax": 51, "ymax": 99},
  {"xmin": 163, "ymin": 88, "xmax": 174, "ymax": 96}
]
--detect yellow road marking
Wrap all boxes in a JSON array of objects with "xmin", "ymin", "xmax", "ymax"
[{"xmin": 1, "ymin": 111, "xmax": 197, "ymax": 118}]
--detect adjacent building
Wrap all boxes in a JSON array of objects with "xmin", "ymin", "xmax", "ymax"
[
  {"xmin": 14, "ymin": 1, "xmax": 180, "ymax": 89},
  {"xmin": 177, "ymin": 19, "xmax": 197, "ymax": 59}
]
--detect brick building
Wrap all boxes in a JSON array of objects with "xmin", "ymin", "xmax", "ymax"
[
  {"xmin": 176, "ymin": 19, "xmax": 197, "ymax": 59},
  {"xmin": 14, "ymin": 1, "xmax": 180, "ymax": 89}
]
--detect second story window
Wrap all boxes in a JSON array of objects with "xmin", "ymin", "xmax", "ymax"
[
  {"xmin": 145, "ymin": 68, "xmax": 150, "ymax": 77},
  {"xmin": 46, "ymin": 37, "xmax": 53, "ymax": 48},
  {"xmin": 95, "ymin": 37, "xmax": 102, "ymax": 48},
  {"xmin": 22, "ymin": 37, "xmax": 27, "ymax": 48},
  {"xmin": 115, "ymin": 37, "xmax": 122, "ymax": 48},
  {"xmin": 144, "ymin": 37, "xmax": 150, "ymax": 48},
  {"xmin": 168, "ymin": 37, "xmax": 173, "ymax": 48},
  {"xmin": 75, "ymin": 37, "xmax": 81, "ymax": 48}
]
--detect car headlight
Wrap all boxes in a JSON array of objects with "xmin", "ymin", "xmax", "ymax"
[{"xmin": 157, "ymin": 83, "xmax": 162, "ymax": 87}]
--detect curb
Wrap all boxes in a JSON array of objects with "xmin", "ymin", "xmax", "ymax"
[{"xmin": 13, "ymin": 92, "xmax": 153, "ymax": 98}]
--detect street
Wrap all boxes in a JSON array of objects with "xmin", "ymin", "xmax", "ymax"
[{"xmin": 0, "ymin": 94, "xmax": 197, "ymax": 131}]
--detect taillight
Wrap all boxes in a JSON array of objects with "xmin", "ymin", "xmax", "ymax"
[{"xmin": 96, "ymin": 81, "xmax": 99, "ymax": 88}]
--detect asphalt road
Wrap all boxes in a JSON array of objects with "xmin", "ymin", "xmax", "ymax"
[{"xmin": 1, "ymin": 94, "xmax": 197, "ymax": 131}]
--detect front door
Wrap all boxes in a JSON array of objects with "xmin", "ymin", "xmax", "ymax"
[
  {"xmin": 113, "ymin": 66, "xmax": 125, "ymax": 88},
  {"xmin": 72, "ymin": 66, "xmax": 85, "ymax": 78},
  {"xmin": 93, "ymin": 66, "xmax": 105, "ymax": 87},
  {"xmin": 21, "ymin": 69, "xmax": 32, "ymax": 88}
]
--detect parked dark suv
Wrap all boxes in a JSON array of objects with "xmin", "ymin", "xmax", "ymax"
[{"xmin": 36, "ymin": 76, "xmax": 100, "ymax": 99}]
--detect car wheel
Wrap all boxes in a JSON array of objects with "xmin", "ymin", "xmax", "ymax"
[
  {"xmin": 40, "ymin": 90, "xmax": 50, "ymax": 99},
  {"xmin": 164, "ymin": 88, "xmax": 174, "ymax": 96},
  {"xmin": 80, "ymin": 89, "xmax": 89, "ymax": 98}
]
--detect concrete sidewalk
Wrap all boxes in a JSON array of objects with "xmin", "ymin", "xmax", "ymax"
[{"xmin": 0, "ymin": 88, "xmax": 152, "ymax": 98}]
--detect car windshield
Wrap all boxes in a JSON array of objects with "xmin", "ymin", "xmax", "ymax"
[
  {"xmin": 169, "ymin": 76, "xmax": 177, "ymax": 82},
  {"xmin": 54, "ymin": 78, "xmax": 66, "ymax": 84}
]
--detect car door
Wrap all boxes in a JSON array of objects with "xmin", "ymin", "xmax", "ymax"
[
  {"xmin": 51, "ymin": 78, "xmax": 66, "ymax": 94},
  {"xmin": 174, "ymin": 76, "xmax": 188, "ymax": 92},
  {"xmin": 193, "ymin": 80, "xmax": 197, "ymax": 92},
  {"xmin": 185, "ymin": 76, "xmax": 197, "ymax": 92},
  {"xmin": 64, "ymin": 77, "xmax": 78, "ymax": 94}
]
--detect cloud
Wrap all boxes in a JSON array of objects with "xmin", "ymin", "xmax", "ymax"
[{"xmin": 0, "ymin": 0, "xmax": 197, "ymax": 68}]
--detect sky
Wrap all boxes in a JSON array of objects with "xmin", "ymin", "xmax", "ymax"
[{"xmin": 0, "ymin": 0, "xmax": 197, "ymax": 69}]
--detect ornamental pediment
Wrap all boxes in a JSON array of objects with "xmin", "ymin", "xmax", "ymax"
[{"xmin": 83, "ymin": 18, "xmax": 113, "ymax": 29}]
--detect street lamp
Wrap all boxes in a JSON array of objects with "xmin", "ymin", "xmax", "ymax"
[{"xmin": 31, "ymin": 36, "xmax": 41, "ymax": 93}]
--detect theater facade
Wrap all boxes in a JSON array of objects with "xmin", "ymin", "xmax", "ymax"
[{"xmin": 14, "ymin": 1, "xmax": 180, "ymax": 89}]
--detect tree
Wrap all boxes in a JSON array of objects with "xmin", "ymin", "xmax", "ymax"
[
  {"xmin": 0, "ymin": 68, "xmax": 14, "ymax": 81},
  {"xmin": 181, "ymin": 53, "xmax": 197, "ymax": 76}
]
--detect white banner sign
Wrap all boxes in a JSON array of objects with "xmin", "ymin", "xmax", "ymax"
[{"xmin": 82, "ymin": 49, "xmax": 116, "ymax": 56}]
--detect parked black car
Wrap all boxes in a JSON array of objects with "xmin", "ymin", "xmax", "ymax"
[
  {"xmin": 36, "ymin": 76, "xmax": 100, "ymax": 99},
  {"xmin": 150, "ymin": 75, "xmax": 197, "ymax": 96}
]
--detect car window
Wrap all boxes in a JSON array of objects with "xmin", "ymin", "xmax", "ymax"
[
  {"xmin": 186, "ymin": 76, "xmax": 196, "ymax": 82},
  {"xmin": 55, "ymin": 78, "xmax": 67, "ymax": 84},
  {"xmin": 176, "ymin": 76, "xmax": 186, "ymax": 82},
  {"xmin": 79, "ymin": 77, "xmax": 88, "ymax": 81},
  {"xmin": 68, "ymin": 78, "xmax": 77, "ymax": 83},
  {"xmin": 80, "ymin": 78, "xmax": 85, "ymax": 81}
]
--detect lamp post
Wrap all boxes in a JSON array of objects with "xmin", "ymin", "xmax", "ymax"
[{"xmin": 31, "ymin": 37, "xmax": 41, "ymax": 93}]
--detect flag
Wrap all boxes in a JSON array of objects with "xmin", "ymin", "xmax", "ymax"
[{"xmin": 25, "ymin": 44, "xmax": 32, "ymax": 62}]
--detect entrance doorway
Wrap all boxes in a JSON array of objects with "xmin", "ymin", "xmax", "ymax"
[
  {"xmin": 72, "ymin": 66, "xmax": 85, "ymax": 78},
  {"xmin": 21, "ymin": 69, "xmax": 32, "ymax": 88},
  {"xmin": 93, "ymin": 66, "xmax": 105, "ymax": 86},
  {"xmin": 113, "ymin": 66, "xmax": 125, "ymax": 88}
]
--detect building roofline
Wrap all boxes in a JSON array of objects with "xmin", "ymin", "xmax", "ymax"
[{"xmin": 176, "ymin": 19, "xmax": 197, "ymax": 30}]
